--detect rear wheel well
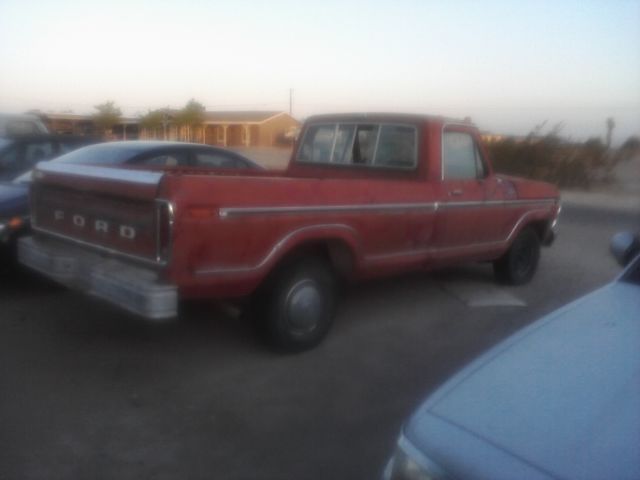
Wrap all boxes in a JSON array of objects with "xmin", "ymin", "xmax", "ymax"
[
  {"xmin": 268, "ymin": 239, "xmax": 356, "ymax": 282},
  {"xmin": 526, "ymin": 219, "xmax": 551, "ymax": 242}
]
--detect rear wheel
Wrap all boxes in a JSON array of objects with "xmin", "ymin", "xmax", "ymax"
[
  {"xmin": 254, "ymin": 257, "xmax": 336, "ymax": 352},
  {"xmin": 493, "ymin": 227, "xmax": 540, "ymax": 285}
]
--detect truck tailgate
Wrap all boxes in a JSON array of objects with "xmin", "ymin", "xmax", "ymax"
[{"xmin": 30, "ymin": 162, "xmax": 169, "ymax": 265}]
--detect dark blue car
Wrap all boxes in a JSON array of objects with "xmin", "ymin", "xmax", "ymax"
[
  {"xmin": 0, "ymin": 135, "xmax": 100, "ymax": 267},
  {"xmin": 384, "ymin": 233, "xmax": 640, "ymax": 480}
]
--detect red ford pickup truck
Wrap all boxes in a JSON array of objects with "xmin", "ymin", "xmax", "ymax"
[{"xmin": 19, "ymin": 114, "xmax": 560, "ymax": 351}]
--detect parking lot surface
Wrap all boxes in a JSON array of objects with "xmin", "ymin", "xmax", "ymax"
[{"xmin": 0, "ymin": 199, "xmax": 637, "ymax": 480}]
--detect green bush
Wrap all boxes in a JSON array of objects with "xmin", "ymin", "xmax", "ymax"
[{"xmin": 486, "ymin": 127, "xmax": 639, "ymax": 189}]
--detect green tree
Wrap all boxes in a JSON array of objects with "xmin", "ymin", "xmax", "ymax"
[
  {"xmin": 93, "ymin": 101, "xmax": 122, "ymax": 137},
  {"xmin": 175, "ymin": 99, "xmax": 205, "ymax": 141},
  {"xmin": 139, "ymin": 109, "xmax": 165, "ymax": 139}
]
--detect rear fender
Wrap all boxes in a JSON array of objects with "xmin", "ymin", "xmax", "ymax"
[{"xmin": 261, "ymin": 224, "xmax": 362, "ymax": 278}]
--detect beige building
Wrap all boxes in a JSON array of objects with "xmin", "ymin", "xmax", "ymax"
[
  {"xmin": 203, "ymin": 111, "xmax": 299, "ymax": 147},
  {"xmin": 40, "ymin": 112, "xmax": 140, "ymax": 139},
  {"xmin": 140, "ymin": 110, "xmax": 300, "ymax": 147}
]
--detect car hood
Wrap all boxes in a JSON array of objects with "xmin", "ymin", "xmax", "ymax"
[
  {"xmin": 0, "ymin": 182, "xmax": 29, "ymax": 218},
  {"xmin": 405, "ymin": 282, "xmax": 640, "ymax": 480}
]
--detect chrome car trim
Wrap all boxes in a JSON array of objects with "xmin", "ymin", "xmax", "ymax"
[
  {"xmin": 33, "ymin": 225, "xmax": 165, "ymax": 268},
  {"xmin": 155, "ymin": 199, "xmax": 175, "ymax": 264},
  {"xmin": 36, "ymin": 162, "xmax": 164, "ymax": 185},
  {"xmin": 439, "ymin": 198, "xmax": 556, "ymax": 209},
  {"xmin": 219, "ymin": 202, "xmax": 438, "ymax": 218},
  {"xmin": 198, "ymin": 207, "xmax": 552, "ymax": 275},
  {"xmin": 17, "ymin": 236, "xmax": 177, "ymax": 320},
  {"xmin": 195, "ymin": 223, "xmax": 358, "ymax": 275},
  {"xmin": 219, "ymin": 198, "xmax": 554, "ymax": 218}
]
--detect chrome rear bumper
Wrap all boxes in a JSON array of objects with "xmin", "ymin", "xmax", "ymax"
[{"xmin": 18, "ymin": 236, "xmax": 177, "ymax": 320}]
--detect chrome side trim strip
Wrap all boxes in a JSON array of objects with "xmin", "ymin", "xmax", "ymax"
[
  {"xmin": 36, "ymin": 162, "xmax": 164, "ymax": 185},
  {"xmin": 197, "ymin": 207, "xmax": 552, "ymax": 275},
  {"xmin": 33, "ymin": 225, "xmax": 165, "ymax": 268},
  {"xmin": 363, "ymin": 208, "xmax": 549, "ymax": 263},
  {"xmin": 219, "ymin": 202, "xmax": 438, "ymax": 218},
  {"xmin": 439, "ymin": 198, "xmax": 556, "ymax": 209},
  {"xmin": 194, "ymin": 223, "xmax": 358, "ymax": 275},
  {"xmin": 219, "ymin": 198, "xmax": 555, "ymax": 218}
]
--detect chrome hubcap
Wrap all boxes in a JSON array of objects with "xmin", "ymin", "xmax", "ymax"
[{"xmin": 285, "ymin": 280, "xmax": 323, "ymax": 335}]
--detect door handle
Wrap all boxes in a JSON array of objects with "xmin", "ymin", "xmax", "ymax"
[{"xmin": 448, "ymin": 189, "xmax": 463, "ymax": 196}]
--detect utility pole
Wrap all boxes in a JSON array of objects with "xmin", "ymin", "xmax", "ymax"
[{"xmin": 289, "ymin": 88, "xmax": 293, "ymax": 116}]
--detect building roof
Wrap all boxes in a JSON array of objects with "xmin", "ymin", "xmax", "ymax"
[
  {"xmin": 304, "ymin": 112, "xmax": 473, "ymax": 126},
  {"xmin": 37, "ymin": 110, "xmax": 298, "ymax": 126},
  {"xmin": 203, "ymin": 111, "xmax": 286, "ymax": 123},
  {"xmin": 40, "ymin": 112, "xmax": 139, "ymax": 124}
]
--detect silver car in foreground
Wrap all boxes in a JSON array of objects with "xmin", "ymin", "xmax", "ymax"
[{"xmin": 384, "ymin": 232, "xmax": 640, "ymax": 480}]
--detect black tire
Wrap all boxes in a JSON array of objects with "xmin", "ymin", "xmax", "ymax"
[
  {"xmin": 254, "ymin": 257, "xmax": 336, "ymax": 352},
  {"xmin": 493, "ymin": 227, "xmax": 540, "ymax": 285}
]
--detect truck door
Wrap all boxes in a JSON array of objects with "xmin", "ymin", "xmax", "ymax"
[{"xmin": 435, "ymin": 127, "xmax": 504, "ymax": 253}]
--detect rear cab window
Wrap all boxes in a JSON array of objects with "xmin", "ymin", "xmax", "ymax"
[{"xmin": 297, "ymin": 122, "xmax": 417, "ymax": 170}]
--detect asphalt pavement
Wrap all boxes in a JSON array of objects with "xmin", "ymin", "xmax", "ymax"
[{"xmin": 0, "ymin": 200, "xmax": 638, "ymax": 480}]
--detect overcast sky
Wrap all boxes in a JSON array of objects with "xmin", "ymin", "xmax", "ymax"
[{"xmin": 1, "ymin": 0, "xmax": 638, "ymax": 142}]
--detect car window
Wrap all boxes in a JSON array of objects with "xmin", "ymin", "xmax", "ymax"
[
  {"xmin": 24, "ymin": 141, "xmax": 55, "ymax": 165},
  {"xmin": 475, "ymin": 144, "xmax": 487, "ymax": 178},
  {"xmin": 443, "ymin": 131, "xmax": 482, "ymax": 180},
  {"xmin": 373, "ymin": 125, "xmax": 417, "ymax": 168},
  {"xmin": 58, "ymin": 140, "xmax": 90, "ymax": 154},
  {"xmin": 351, "ymin": 124, "xmax": 379, "ymax": 165},
  {"xmin": 194, "ymin": 151, "xmax": 245, "ymax": 168},
  {"xmin": 298, "ymin": 123, "xmax": 417, "ymax": 169},
  {"xmin": 137, "ymin": 151, "xmax": 189, "ymax": 167},
  {"xmin": 332, "ymin": 125, "xmax": 356, "ymax": 164},
  {"xmin": 298, "ymin": 125, "xmax": 335, "ymax": 163},
  {"xmin": 0, "ymin": 144, "xmax": 20, "ymax": 179},
  {"xmin": 3, "ymin": 120, "xmax": 43, "ymax": 135}
]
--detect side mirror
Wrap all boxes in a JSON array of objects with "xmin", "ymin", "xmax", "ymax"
[{"xmin": 610, "ymin": 232, "xmax": 640, "ymax": 267}]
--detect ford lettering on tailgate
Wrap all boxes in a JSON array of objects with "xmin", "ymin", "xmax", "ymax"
[{"xmin": 33, "ymin": 184, "xmax": 157, "ymax": 260}]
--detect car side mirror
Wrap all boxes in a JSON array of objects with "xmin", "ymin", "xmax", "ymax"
[{"xmin": 610, "ymin": 232, "xmax": 640, "ymax": 267}]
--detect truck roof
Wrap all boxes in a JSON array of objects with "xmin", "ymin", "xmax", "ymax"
[{"xmin": 303, "ymin": 112, "xmax": 474, "ymax": 126}]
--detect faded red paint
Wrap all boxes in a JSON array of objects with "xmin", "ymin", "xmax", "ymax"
[{"xmin": 30, "ymin": 114, "xmax": 560, "ymax": 300}]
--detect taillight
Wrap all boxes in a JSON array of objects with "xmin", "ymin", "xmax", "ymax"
[{"xmin": 155, "ymin": 200, "xmax": 174, "ymax": 263}]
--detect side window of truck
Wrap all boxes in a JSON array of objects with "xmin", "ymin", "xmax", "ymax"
[{"xmin": 443, "ymin": 131, "xmax": 485, "ymax": 180}]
